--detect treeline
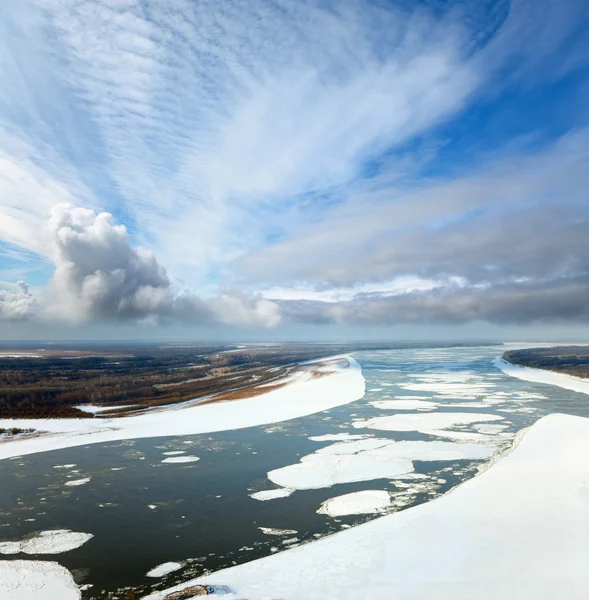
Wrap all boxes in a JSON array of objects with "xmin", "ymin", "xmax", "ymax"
[{"xmin": 503, "ymin": 346, "xmax": 589, "ymax": 379}]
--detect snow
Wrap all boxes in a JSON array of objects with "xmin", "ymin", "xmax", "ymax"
[
  {"xmin": 250, "ymin": 488, "xmax": 295, "ymax": 501},
  {"xmin": 0, "ymin": 560, "xmax": 80, "ymax": 600},
  {"xmin": 162, "ymin": 451, "xmax": 186, "ymax": 456},
  {"xmin": 317, "ymin": 491, "xmax": 392, "ymax": 517},
  {"xmin": 146, "ymin": 562, "xmax": 183, "ymax": 578},
  {"xmin": 144, "ymin": 413, "xmax": 589, "ymax": 600},
  {"xmin": 369, "ymin": 399, "xmax": 439, "ymax": 410},
  {"xmin": 0, "ymin": 529, "xmax": 93, "ymax": 555},
  {"xmin": 64, "ymin": 477, "xmax": 90, "ymax": 486},
  {"xmin": 161, "ymin": 455, "xmax": 200, "ymax": 464},
  {"xmin": 308, "ymin": 433, "xmax": 369, "ymax": 442},
  {"xmin": 267, "ymin": 439, "xmax": 494, "ymax": 490},
  {"xmin": 353, "ymin": 412, "xmax": 503, "ymax": 432},
  {"xmin": 75, "ymin": 404, "xmax": 138, "ymax": 414},
  {"xmin": 0, "ymin": 356, "xmax": 364, "ymax": 461},
  {"xmin": 494, "ymin": 357, "xmax": 589, "ymax": 395},
  {"xmin": 258, "ymin": 527, "xmax": 297, "ymax": 536}
]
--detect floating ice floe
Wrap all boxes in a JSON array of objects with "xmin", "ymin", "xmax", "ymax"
[
  {"xmin": 352, "ymin": 412, "xmax": 503, "ymax": 432},
  {"xmin": 0, "ymin": 560, "xmax": 80, "ymax": 600},
  {"xmin": 53, "ymin": 464, "xmax": 76, "ymax": 469},
  {"xmin": 267, "ymin": 438, "xmax": 494, "ymax": 491},
  {"xmin": 64, "ymin": 477, "xmax": 91, "ymax": 487},
  {"xmin": 250, "ymin": 488, "xmax": 295, "ymax": 501},
  {"xmin": 369, "ymin": 400, "xmax": 439, "ymax": 411},
  {"xmin": 162, "ymin": 451, "xmax": 186, "ymax": 456},
  {"xmin": 258, "ymin": 527, "xmax": 297, "ymax": 536},
  {"xmin": 146, "ymin": 561, "xmax": 183, "ymax": 577},
  {"xmin": 0, "ymin": 529, "xmax": 93, "ymax": 555},
  {"xmin": 308, "ymin": 433, "xmax": 369, "ymax": 442},
  {"xmin": 161, "ymin": 455, "xmax": 200, "ymax": 464},
  {"xmin": 318, "ymin": 490, "xmax": 392, "ymax": 517}
]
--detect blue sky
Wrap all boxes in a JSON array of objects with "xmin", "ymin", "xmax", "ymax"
[{"xmin": 1, "ymin": 0, "xmax": 589, "ymax": 340}]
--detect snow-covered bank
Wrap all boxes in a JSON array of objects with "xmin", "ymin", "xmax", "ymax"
[
  {"xmin": 494, "ymin": 357, "xmax": 589, "ymax": 395},
  {"xmin": 0, "ymin": 356, "xmax": 365, "ymax": 461},
  {"xmin": 0, "ymin": 560, "xmax": 80, "ymax": 599},
  {"xmin": 144, "ymin": 413, "xmax": 589, "ymax": 600}
]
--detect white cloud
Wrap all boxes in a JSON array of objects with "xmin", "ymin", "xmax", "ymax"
[
  {"xmin": 0, "ymin": 281, "xmax": 35, "ymax": 320},
  {"xmin": 4, "ymin": 204, "xmax": 281, "ymax": 328}
]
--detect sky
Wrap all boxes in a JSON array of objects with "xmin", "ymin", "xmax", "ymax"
[{"xmin": 1, "ymin": 0, "xmax": 589, "ymax": 342}]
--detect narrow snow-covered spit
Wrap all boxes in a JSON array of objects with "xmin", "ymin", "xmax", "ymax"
[
  {"xmin": 0, "ymin": 356, "xmax": 365, "ymax": 461},
  {"xmin": 143, "ymin": 413, "xmax": 589, "ymax": 600},
  {"xmin": 494, "ymin": 357, "xmax": 589, "ymax": 395}
]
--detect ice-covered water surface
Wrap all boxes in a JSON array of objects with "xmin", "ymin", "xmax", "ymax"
[{"xmin": 2, "ymin": 345, "xmax": 588, "ymax": 599}]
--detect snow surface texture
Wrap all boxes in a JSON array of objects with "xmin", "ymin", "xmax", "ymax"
[
  {"xmin": 317, "ymin": 490, "xmax": 392, "ymax": 517},
  {"xmin": 0, "ymin": 560, "xmax": 81, "ymax": 600},
  {"xmin": 0, "ymin": 356, "xmax": 364, "ymax": 460},
  {"xmin": 146, "ymin": 562, "xmax": 183, "ymax": 578},
  {"xmin": 267, "ymin": 438, "xmax": 494, "ymax": 490},
  {"xmin": 494, "ymin": 357, "xmax": 589, "ymax": 394},
  {"xmin": 0, "ymin": 530, "xmax": 93, "ymax": 555},
  {"xmin": 250, "ymin": 488, "xmax": 294, "ymax": 501},
  {"xmin": 161, "ymin": 455, "xmax": 200, "ymax": 464},
  {"xmin": 143, "ymin": 413, "xmax": 589, "ymax": 600}
]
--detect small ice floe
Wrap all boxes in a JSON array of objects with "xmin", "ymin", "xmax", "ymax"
[
  {"xmin": 370, "ymin": 399, "xmax": 439, "ymax": 411},
  {"xmin": 148, "ymin": 504, "xmax": 157, "ymax": 510},
  {"xmin": 146, "ymin": 561, "xmax": 183, "ymax": 578},
  {"xmin": 258, "ymin": 527, "xmax": 297, "ymax": 536},
  {"xmin": 317, "ymin": 490, "xmax": 392, "ymax": 517},
  {"xmin": 65, "ymin": 477, "xmax": 91, "ymax": 486},
  {"xmin": 250, "ymin": 488, "xmax": 294, "ymax": 501},
  {"xmin": 0, "ymin": 529, "xmax": 93, "ymax": 554},
  {"xmin": 111, "ymin": 467, "xmax": 125, "ymax": 471},
  {"xmin": 53, "ymin": 464, "xmax": 76, "ymax": 469},
  {"xmin": 308, "ymin": 433, "xmax": 368, "ymax": 442},
  {"xmin": 282, "ymin": 537, "xmax": 299, "ymax": 545},
  {"xmin": 162, "ymin": 451, "xmax": 186, "ymax": 456},
  {"xmin": 161, "ymin": 455, "xmax": 200, "ymax": 464},
  {"xmin": 474, "ymin": 423, "xmax": 509, "ymax": 435}
]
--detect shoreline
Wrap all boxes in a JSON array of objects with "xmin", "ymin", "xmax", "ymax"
[
  {"xmin": 0, "ymin": 355, "xmax": 365, "ymax": 461},
  {"xmin": 143, "ymin": 412, "xmax": 589, "ymax": 600},
  {"xmin": 493, "ymin": 356, "xmax": 589, "ymax": 395}
]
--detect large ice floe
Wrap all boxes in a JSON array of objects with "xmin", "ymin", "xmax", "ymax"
[
  {"xmin": 0, "ymin": 560, "xmax": 81, "ymax": 599},
  {"xmin": 352, "ymin": 412, "xmax": 504, "ymax": 432},
  {"xmin": 143, "ymin": 413, "xmax": 589, "ymax": 600},
  {"xmin": 0, "ymin": 356, "xmax": 364, "ymax": 460},
  {"xmin": 0, "ymin": 529, "xmax": 93, "ymax": 555},
  {"xmin": 266, "ymin": 437, "xmax": 494, "ymax": 490}
]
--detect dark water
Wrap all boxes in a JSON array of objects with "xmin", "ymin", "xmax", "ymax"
[{"xmin": 1, "ymin": 346, "xmax": 588, "ymax": 599}]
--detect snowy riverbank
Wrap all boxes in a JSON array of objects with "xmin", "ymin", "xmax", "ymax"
[
  {"xmin": 493, "ymin": 356, "xmax": 589, "ymax": 395},
  {"xmin": 144, "ymin": 412, "xmax": 589, "ymax": 600},
  {"xmin": 0, "ymin": 356, "xmax": 365, "ymax": 461}
]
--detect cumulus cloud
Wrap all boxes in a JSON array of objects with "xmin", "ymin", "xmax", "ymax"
[
  {"xmin": 6, "ymin": 205, "xmax": 281, "ymax": 328},
  {"xmin": 0, "ymin": 281, "xmax": 35, "ymax": 320}
]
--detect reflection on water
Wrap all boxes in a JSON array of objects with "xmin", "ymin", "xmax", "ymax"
[{"xmin": 1, "ymin": 345, "xmax": 588, "ymax": 598}]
